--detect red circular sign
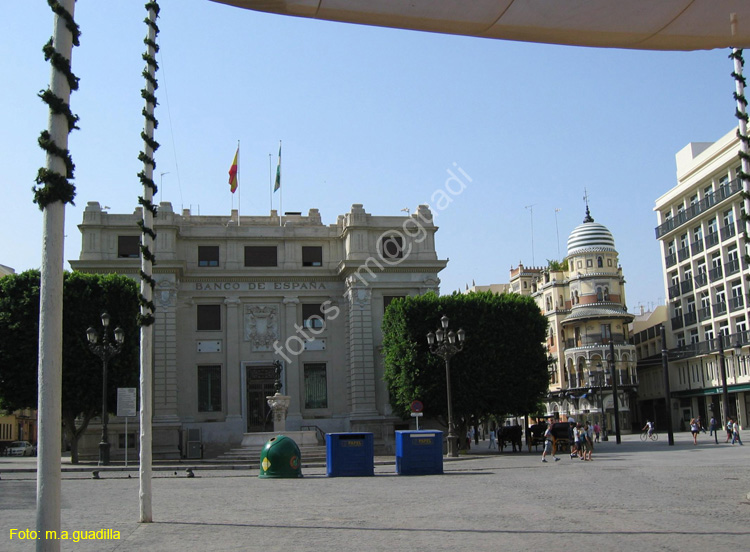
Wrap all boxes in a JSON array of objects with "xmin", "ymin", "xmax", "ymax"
[{"xmin": 410, "ymin": 400, "xmax": 424, "ymax": 413}]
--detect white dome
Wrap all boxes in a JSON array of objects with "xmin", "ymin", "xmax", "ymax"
[{"xmin": 567, "ymin": 208, "xmax": 616, "ymax": 256}]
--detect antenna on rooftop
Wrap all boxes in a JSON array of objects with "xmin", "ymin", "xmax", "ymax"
[
  {"xmin": 554, "ymin": 208, "xmax": 561, "ymax": 259},
  {"xmin": 525, "ymin": 204, "xmax": 536, "ymax": 265}
]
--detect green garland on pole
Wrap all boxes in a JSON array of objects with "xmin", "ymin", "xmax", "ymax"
[
  {"xmin": 731, "ymin": 49, "xmax": 750, "ymax": 264},
  {"xmin": 33, "ymin": 0, "xmax": 80, "ymax": 209},
  {"xmin": 138, "ymin": 1, "xmax": 161, "ymax": 327}
]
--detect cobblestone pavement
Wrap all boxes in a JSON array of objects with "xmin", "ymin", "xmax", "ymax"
[{"xmin": 1, "ymin": 431, "xmax": 749, "ymax": 551}]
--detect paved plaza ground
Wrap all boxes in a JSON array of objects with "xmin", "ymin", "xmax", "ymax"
[{"xmin": 1, "ymin": 430, "xmax": 749, "ymax": 551}]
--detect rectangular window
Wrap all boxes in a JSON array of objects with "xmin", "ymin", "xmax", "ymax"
[
  {"xmin": 302, "ymin": 304, "xmax": 325, "ymax": 329},
  {"xmin": 198, "ymin": 246, "xmax": 219, "ymax": 267},
  {"xmin": 197, "ymin": 304, "xmax": 221, "ymax": 331},
  {"xmin": 244, "ymin": 246, "xmax": 277, "ymax": 267},
  {"xmin": 383, "ymin": 295, "xmax": 405, "ymax": 313},
  {"xmin": 198, "ymin": 365, "xmax": 222, "ymax": 412},
  {"xmin": 304, "ymin": 363, "xmax": 328, "ymax": 409},
  {"xmin": 118, "ymin": 236, "xmax": 140, "ymax": 258},
  {"xmin": 380, "ymin": 235, "xmax": 404, "ymax": 260},
  {"xmin": 302, "ymin": 246, "xmax": 323, "ymax": 267}
]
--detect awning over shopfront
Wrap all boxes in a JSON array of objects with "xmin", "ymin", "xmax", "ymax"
[
  {"xmin": 211, "ymin": 0, "xmax": 750, "ymax": 51},
  {"xmin": 671, "ymin": 383, "xmax": 750, "ymax": 397}
]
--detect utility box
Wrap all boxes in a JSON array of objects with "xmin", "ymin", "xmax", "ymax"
[
  {"xmin": 395, "ymin": 430, "xmax": 443, "ymax": 475},
  {"xmin": 326, "ymin": 433, "xmax": 374, "ymax": 477}
]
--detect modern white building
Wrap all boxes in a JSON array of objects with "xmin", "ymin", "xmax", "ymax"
[
  {"xmin": 652, "ymin": 127, "xmax": 750, "ymax": 430},
  {"xmin": 70, "ymin": 202, "xmax": 447, "ymax": 457}
]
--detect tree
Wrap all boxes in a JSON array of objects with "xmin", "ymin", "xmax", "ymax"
[
  {"xmin": 0, "ymin": 270, "xmax": 139, "ymax": 462},
  {"xmin": 382, "ymin": 291, "xmax": 548, "ymax": 428}
]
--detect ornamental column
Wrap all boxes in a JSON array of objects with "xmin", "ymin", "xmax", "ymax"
[
  {"xmin": 344, "ymin": 285, "xmax": 378, "ymax": 417},
  {"xmin": 281, "ymin": 296, "xmax": 302, "ymax": 424},
  {"xmin": 225, "ymin": 297, "xmax": 242, "ymax": 424}
]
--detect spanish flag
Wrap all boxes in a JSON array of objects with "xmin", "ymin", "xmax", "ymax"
[{"xmin": 228, "ymin": 147, "xmax": 239, "ymax": 193}]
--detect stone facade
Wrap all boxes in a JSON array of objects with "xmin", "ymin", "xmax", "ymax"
[{"xmin": 71, "ymin": 202, "xmax": 446, "ymax": 457}]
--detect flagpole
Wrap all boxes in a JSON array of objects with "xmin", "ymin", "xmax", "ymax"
[
  {"xmin": 237, "ymin": 140, "xmax": 241, "ymax": 226},
  {"xmin": 269, "ymin": 153, "xmax": 272, "ymax": 214},
  {"xmin": 279, "ymin": 140, "xmax": 283, "ymax": 227}
]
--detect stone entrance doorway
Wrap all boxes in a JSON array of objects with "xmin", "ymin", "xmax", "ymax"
[{"xmin": 246, "ymin": 365, "xmax": 276, "ymax": 432}]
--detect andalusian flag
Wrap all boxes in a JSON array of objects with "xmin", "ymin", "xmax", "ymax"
[
  {"xmin": 274, "ymin": 141, "xmax": 281, "ymax": 192},
  {"xmin": 228, "ymin": 147, "xmax": 239, "ymax": 193}
]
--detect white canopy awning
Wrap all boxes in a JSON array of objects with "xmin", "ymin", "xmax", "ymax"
[{"xmin": 211, "ymin": 0, "xmax": 750, "ymax": 51}]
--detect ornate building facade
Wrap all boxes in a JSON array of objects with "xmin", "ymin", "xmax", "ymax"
[
  {"xmin": 512, "ymin": 208, "xmax": 638, "ymax": 433},
  {"xmin": 71, "ymin": 202, "xmax": 446, "ymax": 457}
]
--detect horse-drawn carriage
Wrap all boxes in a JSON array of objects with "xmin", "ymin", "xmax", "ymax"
[
  {"xmin": 526, "ymin": 422, "xmax": 571, "ymax": 453},
  {"xmin": 497, "ymin": 425, "xmax": 523, "ymax": 452}
]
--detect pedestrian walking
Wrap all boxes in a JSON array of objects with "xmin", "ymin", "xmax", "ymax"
[
  {"xmin": 488, "ymin": 428, "xmax": 497, "ymax": 449},
  {"xmin": 732, "ymin": 421, "xmax": 743, "ymax": 445},
  {"xmin": 696, "ymin": 416, "xmax": 706, "ymax": 433},
  {"xmin": 541, "ymin": 421, "xmax": 560, "ymax": 463},
  {"xmin": 690, "ymin": 418, "xmax": 700, "ymax": 445},
  {"xmin": 726, "ymin": 419, "xmax": 734, "ymax": 443},
  {"xmin": 593, "ymin": 423, "xmax": 600, "ymax": 443}
]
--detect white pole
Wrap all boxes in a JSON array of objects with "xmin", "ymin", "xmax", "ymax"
[
  {"xmin": 269, "ymin": 153, "xmax": 272, "ymax": 213},
  {"xmin": 125, "ymin": 417, "xmax": 128, "ymax": 468},
  {"xmin": 36, "ymin": 2, "xmax": 76, "ymax": 550},
  {"xmin": 139, "ymin": 2, "xmax": 159, "ymax": 523},
  {"xmin": 237, "ymin": 140, "xmax": 241, "ymax": 226},
  {"xmin": 731, "ymin": 17, "xmax": 750, "ymax": 240}
]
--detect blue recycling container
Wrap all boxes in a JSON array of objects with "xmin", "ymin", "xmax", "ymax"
[
  {"xmin": 395, "ymin": 430, "xmax": 444, "ymax": 475},
  {"xmin": 326, "ymin": 432, "xmax": 374, "ymax": 477}
]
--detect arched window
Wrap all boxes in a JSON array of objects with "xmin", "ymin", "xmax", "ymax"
[
  {"xmin": 597, "ymin": 256, "xmax": 603, "ymax": 268},
  {"xmin": 604, "ymin": 287, "xmax": 610, "ymax": 300},
  {"xmin": 596, "ymin": 287, "xmax": 603, "ymax": 301}
]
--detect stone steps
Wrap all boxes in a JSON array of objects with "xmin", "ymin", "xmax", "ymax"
[{"xmin": 213, "ymin": 444, "xmax": 328, "ymax": 465}]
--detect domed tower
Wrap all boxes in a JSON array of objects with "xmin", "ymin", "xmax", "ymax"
[{"xmin": 547, "ymin": 206, "xmax": 638, "ymax": 435}]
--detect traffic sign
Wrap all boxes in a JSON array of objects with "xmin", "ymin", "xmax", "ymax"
[{"xmin": 410, "ymin": 400, "xmax": 424, "ymax": 413}]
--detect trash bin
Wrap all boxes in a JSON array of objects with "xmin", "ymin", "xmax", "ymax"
[
  {"xmin": 326, "ymin": 432, "xmax": 374, "ymax": 477},
  {"xmin": 395, "ymin": 430, "xmax": 443, "ymax": 475},
  {"xmin": 259, "ymin": 435, "xmax": 303, "ymax": 478}
]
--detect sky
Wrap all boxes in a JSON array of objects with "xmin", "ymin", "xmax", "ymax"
[{"xmin": 1, "ymin": 0, "xmax": 742, "ymax": 313}]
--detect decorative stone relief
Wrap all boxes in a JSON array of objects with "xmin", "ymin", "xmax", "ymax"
[
  {"xmin": 244, "ymin": 304, "xmax": 279, "ymax": 351},
  {"xmin": 157, "ymin": 279, "xmax": 176, "ymax": 307},
  {"xmin": 349, "ymin": 288, "xmax": 371, "ymax": 309}
]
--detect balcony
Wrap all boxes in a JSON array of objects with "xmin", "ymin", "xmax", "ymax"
[
  {"xmin": 694, "ymin": 272, "xmax": 708, "ymax": 288},
  {"xmin": 713, "ymin": 301, "xmax": 727, "ymax": 316},
  {"xmin": 654, "ymin": 177, "xmax": 742, "ymax": 238},
  {"xmin": 724, "ymin": 258, "xmax": 740, "ymax": 276},
  {"xmin": 680, "ymin": 280, "xmax": 694, "ymax": 294},
  {"xmin": 668, "ymin": 283, "xmax": 680, "ymax": 299},
  {"xmin": 720, "ymin": 223, "xmax": 736, "ymax": 240},
  {"xmin": 730, "ymin": 295, "xmax": 744, "ymax": 312},
  {"xmin": 677, "ymin": 246, "xmax": 690, "ymax": 261},
  {"xmin": 671, "ymin": 315, "xmax": 684, "ymax": 330},
  {"xmin": 690, "ymin": 239, "xmax": 704, "ymax": 255},
  {"xmin": 564, "ymin": 335, "xmax": 628, "ymax": 349},
  {"xmin": 697, "ymin": 306, "xmax": 712, "ymax": 321},
  {"xmin": 708, "ymin": 266, "xmax": 723, "ymax": 282},
  {"xmin": 665, "ymin": 253, "xmax": 677, "ymax": 268},
  {"xmin": 705, "ymin": 232, "xmax": 720, "ymax": 248},
  {"xmin": 683, "ymin": 310, "xmax": 697, "ymax": 326}
]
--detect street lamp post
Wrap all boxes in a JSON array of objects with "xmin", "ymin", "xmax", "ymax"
[
  {"xmin": 86, "ymin": 312, "xmax": 125, "ymax": 466},
  {"xmin": 427, "ymin": 315, "xmax": 466, "ymax": 458},
  {"xmin": 717, "ymin": 331, "xmax": 730, "ymax": 433},
  {"xmin": 660, "ymin": 325, "xmax": 675, "ymax": 446},
  {"xmin": 590, "ymin": 363, "xmax": 608, "ymax": 441}
]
